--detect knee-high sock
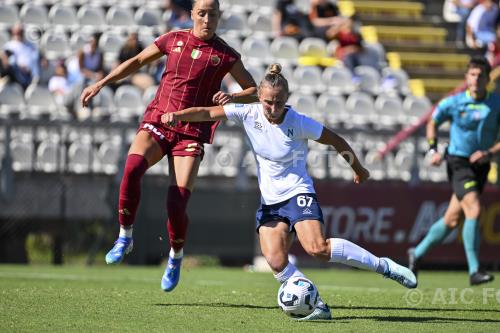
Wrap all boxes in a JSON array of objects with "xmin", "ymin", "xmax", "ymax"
[
  {"xmin": 273, "ymin": 262, "xmax": 305, "ymax": 284},
  {"xmin": 166, "ymin": 186, "xmax": 191, "ymax": 251},
  {"xmin": 329, "ymin": 238, "xmax": 387, "ymax": 274},
  {"xmin": 414, "ymin": 217, "xmax": 451, "ymax": 259},
  {"xmin": 118, "ymin": 154, "xmax": 148, "ymax": 227},
  {"xmin": 463, "ymin": 218, "xmax": 480, "ymax": 275}
]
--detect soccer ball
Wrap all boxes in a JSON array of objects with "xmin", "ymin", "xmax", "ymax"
[{"xmin": 277, "ymin": 276, "xmax": 319, "ymax": 318}]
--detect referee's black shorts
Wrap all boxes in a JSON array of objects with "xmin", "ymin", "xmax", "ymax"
[{"xmin": 446, "ymin": 155, "xmax": 490, "ymax": 200}]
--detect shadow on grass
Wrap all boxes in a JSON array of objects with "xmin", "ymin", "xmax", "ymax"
[
  {"xmin": 155, "ymin": 302, "xmax": 276, "ymax": 310},
  {"xmin": 334, "ymin": 305, "xmax": 500, "ymax": 314},
  {"xmin": 319, "ymin": 315, "xmax": 500, "ymax": 324}
]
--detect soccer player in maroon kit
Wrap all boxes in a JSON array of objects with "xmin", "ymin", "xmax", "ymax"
[{"xmin": 80, "ymin": 0, "xmax": 257, "ymax": 291}]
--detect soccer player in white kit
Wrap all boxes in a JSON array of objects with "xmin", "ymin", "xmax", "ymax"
[{"xmin": 161, "ymin": 64, "xmax": 417, "ymax": 320}]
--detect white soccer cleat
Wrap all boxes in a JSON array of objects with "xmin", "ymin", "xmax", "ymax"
[
  {"xmin": 381, "ymin": 257, "xmax": 418, "ymax": 289},
  {"xmin": 296, "ymin": 303, "xmax": 332, "ymax": 321}
]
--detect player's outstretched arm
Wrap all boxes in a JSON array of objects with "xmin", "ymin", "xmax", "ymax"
[
  {"xmin": 315, "ymin": 127, "xmax": 370, "ymax": 183},
  {"xmin": 161, "ymin": 106, "xmax": 227, "ymax": 126},
  {"xmin": 213, "ymin": 60, "xmax": 258, "ymax": 105},
  {"xmin": 80, "ymin": 44, "xmax": 163, "ymax": 107}
]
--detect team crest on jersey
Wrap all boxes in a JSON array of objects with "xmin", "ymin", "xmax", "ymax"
[
  {"xmin": 191, "ymin": 49, "xmax": 202, "ymax": 59},
  {"xmin": 254, "ymin": 121, "xmax": 263, "ymax": 131},
  {"xmin": 210, "ymin": 55, "xmax": 221, "ymax": 66},
  {"xmin": 172, "ymin": 41, "xmax": 184, "ymax": 53},
  {"xmin": 286, "ymin": 128, "xmax": 295, "ymax": 138}
]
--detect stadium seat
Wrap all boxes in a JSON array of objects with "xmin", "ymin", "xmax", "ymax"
[
  {"xmin": 287, "ymin": 92, "xmax": 320, "ymax": 120},
  {"xmin": 19, "ymin": 3, "xmax": 48, "ymax": 27},
  {"xmin": 67, "ymin": 140, "xmax": 93, "ymax": 174},
  {"xmin": 218, "ymin": 11, "xmax": 248, "ymax": 37},
  {"xmin": 270, "ymin": 37, "xmax": 299, "ymax": 66},
  {"xmin": 373, "ymin": 93, "xmax": 404, "ymax": 128},
  {"xmin": 299, "ymin": 37, "xmax": 327, "ymax": 58},
  {"xmin": 36, "ymin": 139, "xmax": 62, "ymax": 173},
  {"xmin": 77, "ymin": 5, "xmax": 106, "ymax": 31},
  {"xmin": 361, "ymin": 26, "xmax": 447, "ymax": 45},
  {"xmin": 353, "ymin": 65, "xmax": 381, "ymax": 95},
  {"xmin": 10, "ymin": 138, "xmax": 34, "ymax": 172},
  {"xmin": 218, "ymin": 33, "xmax": 242, "ymax": 53},
  {"xmin": 99, "ymin": 31, "xmax": 126, "ymax": 68},
  {"xmin": 241, "ymin": 36, "xmax": 271, "ymax": 66},
  {"xmin": 344, "ymin": 91, "xmax": 375, "ymax": 128},
  {"xmin": 90, "ymin": 86, "xmax": 116, "ymax": 121},
  {"xmin": 247, "ymin": 10, "xmax": 273, "ymax": 38},
  {"xmin": 392, "ymin": 149, "xmax": 414, "ymax": 181},
  {"xmin": 106, "ymin": 6, "xmax": 135, "ymax": 30},
  {"xmin": 48, "ymin": 4, "xmax": 78, "ymax": 29},
  {"xmin": 316, "ymin": 93, "xmax": 347, "ymax": 127},
  {"xmin": 403, "ymin": 95, "xmax": 432, "ymax": 124},
  {"xmin": 364, "ymin": 150, "xmax": 386, "ymax": 180},
  {"xmin": 40, "ymin": 29, "xmax": 71, "ymax": 60},
  {"xmin": 24, "ymin": 85, "xmax": 58, "ymax": 119},
  {"xmin": 244, "ymin": 64, "xmax": 265, "ymax": 85},
  {"xmin": 134, "ymin": 6, "xmax": 162, "ymax": 29},
  {"xmin": 70, "ymin": 31, "xmax": 91, "ymax": 50},
  {"xmin": 0, "ymin": 83, "xmax": 25, "ymax": 119},
  {"xmin": 338, "ymin": 1, "xmax": 424, "ymax": 18},
  {"xmin": 322, "ymin": 66, "xmax": 355, "ymax": 94},
  {"xmin": 307, "ymin": 141, "xmax": 328, "ymax": 179},
  {"xmin": 293, "ymin": 66, "xmax": 325, "ymax": 94},
  {"xmin": 0, "ymin": 4, "xmax": 19, "ymax": 29},
  {"xmin": 96, "ymin": 140, "xmax": 121, "ymax": 174},
  {"xmin": 381, "ymin": 67, "xmax": 410, "ymax": 95},
  {"xmin": 112, "ymin": 85, "xmax": 143, "ymax": 122}
]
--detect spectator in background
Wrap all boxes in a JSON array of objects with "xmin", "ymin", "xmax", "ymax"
[
  {"xmin": 0, "ymin": 23, "xmax": 39, "ymax": 89},
  {"xmin": 116, "ymin": 32, "xmax": 154, "ymax": 91},
  {"xmin": 165, "ymin": 0, "xmax": 193, "ymax": 30},
  {"xmin": 273, "ymin": 0, "xmax": 314, "ymax": 40},
  {"xmin": 309, "ymin": 0, "xmax": 346, "ymax": 40},
  {"xmin": 77, "ymin": 33, "xmax": 104, "ymax": 85},
  {"xmin": 466, "ymin": 0, "xmax": 499, "ymax": 49},
  {"xmin": 328, "ymin": 17, "xmax": 380, "ymax": 73},
  {"xmin": 452, "ymin": 0, "xmax": 478, "ymax": 46},
  {"xmin": 48, "ymin": 61, "xmax": 71, "ymax": 107},
  {"xmin": 37, "ymin": 53, "xmax": 55, "ymax": 87}
]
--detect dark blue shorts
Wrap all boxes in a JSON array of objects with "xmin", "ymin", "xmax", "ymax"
[{"xmin": 255, "ymin": 193, "xmax": 324, "ymax": 233}]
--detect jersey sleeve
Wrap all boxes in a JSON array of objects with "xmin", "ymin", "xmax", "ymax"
[
  {"xmin": 300, "ymin": 114, "xmax": 324, "ymax": 140},
  {"xmin": 432, "ymin": 96, "xmax": 453, "ymax": 125},
  {"xmin": 223, "ymin": 104, "xmax": 250, "ymax": 127},
  {"xmin": 154, "ymin": 32, "xmax": 173, "ymax": 55}
]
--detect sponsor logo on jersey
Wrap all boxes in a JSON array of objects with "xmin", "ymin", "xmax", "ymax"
[
  {"xmin": 191, "ymin": 49, "xmax": 202, "ymax": 59},
  {"xmin": 172, "ymin": 46, "xmax": 182, "ymax": 53},
  {"xmin": 302, "ymin": 208, "xmax": 312, "ymax": 214},
  {"xmin": 254, "ymin": 121, "xmax": 263, "ymax": 131},
  {"xmin": 143, "ymin": 123, "xmax": 165, "ymax": 140},
  {"xmin": 210, "ymin": 55, "xmax": 221, "ymax": 66}
]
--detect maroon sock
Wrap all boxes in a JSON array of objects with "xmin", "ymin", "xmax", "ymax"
[
  {"xmin": 166, "ymin": 185, "xmax": 192, "ymax": 251},
  {"xmin": 118, "ymin": 154, "xmax": 148, "ymax": 227}
]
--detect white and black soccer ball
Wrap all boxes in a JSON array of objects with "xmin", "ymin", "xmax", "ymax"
[{"xmin": 277, "ymin": 276, "xmax": 319, "ymax": 318}]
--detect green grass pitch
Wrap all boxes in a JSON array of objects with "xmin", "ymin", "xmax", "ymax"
[{"xmin": 1, "ymin": 264, "xmax": 499, "ymax": 332}]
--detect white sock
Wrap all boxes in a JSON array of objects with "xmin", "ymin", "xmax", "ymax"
[
  {"xmin": 169, "ymin": 248, "xmax": 183, "ymax": 259},
  {"xmin": 273, "ymin": 262, "xmax": 305, "ymax": 284},
  {"xmin": 119, "ymin": 226, "xmax": 133, "ymax": 238},
  {"xmin": 329, "ymin": 238, "xmax": 383, "ymax": 273}
]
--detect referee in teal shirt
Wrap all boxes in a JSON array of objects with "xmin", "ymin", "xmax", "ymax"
[{"xmin": 409, "ymin": 56, "xmax": 500, "ymax": 286}]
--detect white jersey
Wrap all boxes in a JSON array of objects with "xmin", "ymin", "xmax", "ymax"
[{"xmin": 224, "ymin": 103, "xmax": 324, "ymax": 205}]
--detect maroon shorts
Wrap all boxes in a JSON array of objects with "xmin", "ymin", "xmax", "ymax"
[{"xmin": 138, "ymin": 121, "xmax": 205, "ymax": 160}]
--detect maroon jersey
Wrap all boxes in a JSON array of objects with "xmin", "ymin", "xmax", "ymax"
[{"xmin": 144, "ymin": 30, "xmax": 240, "ymax": 143}]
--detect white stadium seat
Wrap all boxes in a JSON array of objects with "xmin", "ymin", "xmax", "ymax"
[
  {"xmin": 48, "ymin": 4, "xmax": 78, "ymax": 29},
  {"xmin": 345, "ymin": 91, "xmax": 375, "ymax": 128},
  {"xmin": 270, "ymin": 37, "xmax": 299, "ymax": 66},
  {"xmin": 353, "ymin": 65, "xmax": 381, "ymax": 95},
  {"xmin": 241, "ymin": 36, "xmax": 271, "ymax": 66},
  {"xmin": 77, "ymin": 5, "xmax": 106, "ymax": 30},
  {"xmin": 316, "ymin": 93, "xmax": 347, "ymax": 127},
  {"xmin": 299, "ymin": 37, "xmax": 327, "ymax": 58},
  {"xmin": 106, "ymin": 6, "xmax": 135, "ymax": 29},
  {"xmin": 0, "ymin": 83, "xmax": 25, "ymax": 119},
  {"xmin": 19, "ymin": 3, "xmax": 48, "ymax": 27},
  {"xmin": 374, "ymin": 93, "xmax": 404, "ymax": 128},
  {"xmin": 322, "ymin": 66, "xmax": 354, "ymax": 94},
  {"xmin": 0, "ymin": 4, "xmax": 19, "ymax": 29},
  {"xmin": 293, "ymin": 66, "xmax": 325, "ymax": 93}
]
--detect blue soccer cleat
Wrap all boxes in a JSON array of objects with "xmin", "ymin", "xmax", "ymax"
[
  {"xmin": 105, "ymin": 236, "xmax": 133, "ymax": 264},
  {"xmin": 161, "ymin": 257, "xmax": 182, "ymax": 292},
  {"xmin": 381, "ymin": 257, "xmax": 418, "ymax": 289},
  {"xmin": 296, "ymin": 303, "xmax": 332, "ymax": 321}
]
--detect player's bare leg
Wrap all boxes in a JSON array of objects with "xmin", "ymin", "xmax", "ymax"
[
  {"xmin": 162, "ymin": 155, "xmax": 201, "ymax": 291},
  {"xmin": 106, "ymin": 131, "xmax": 164, "ymax": 264}
]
